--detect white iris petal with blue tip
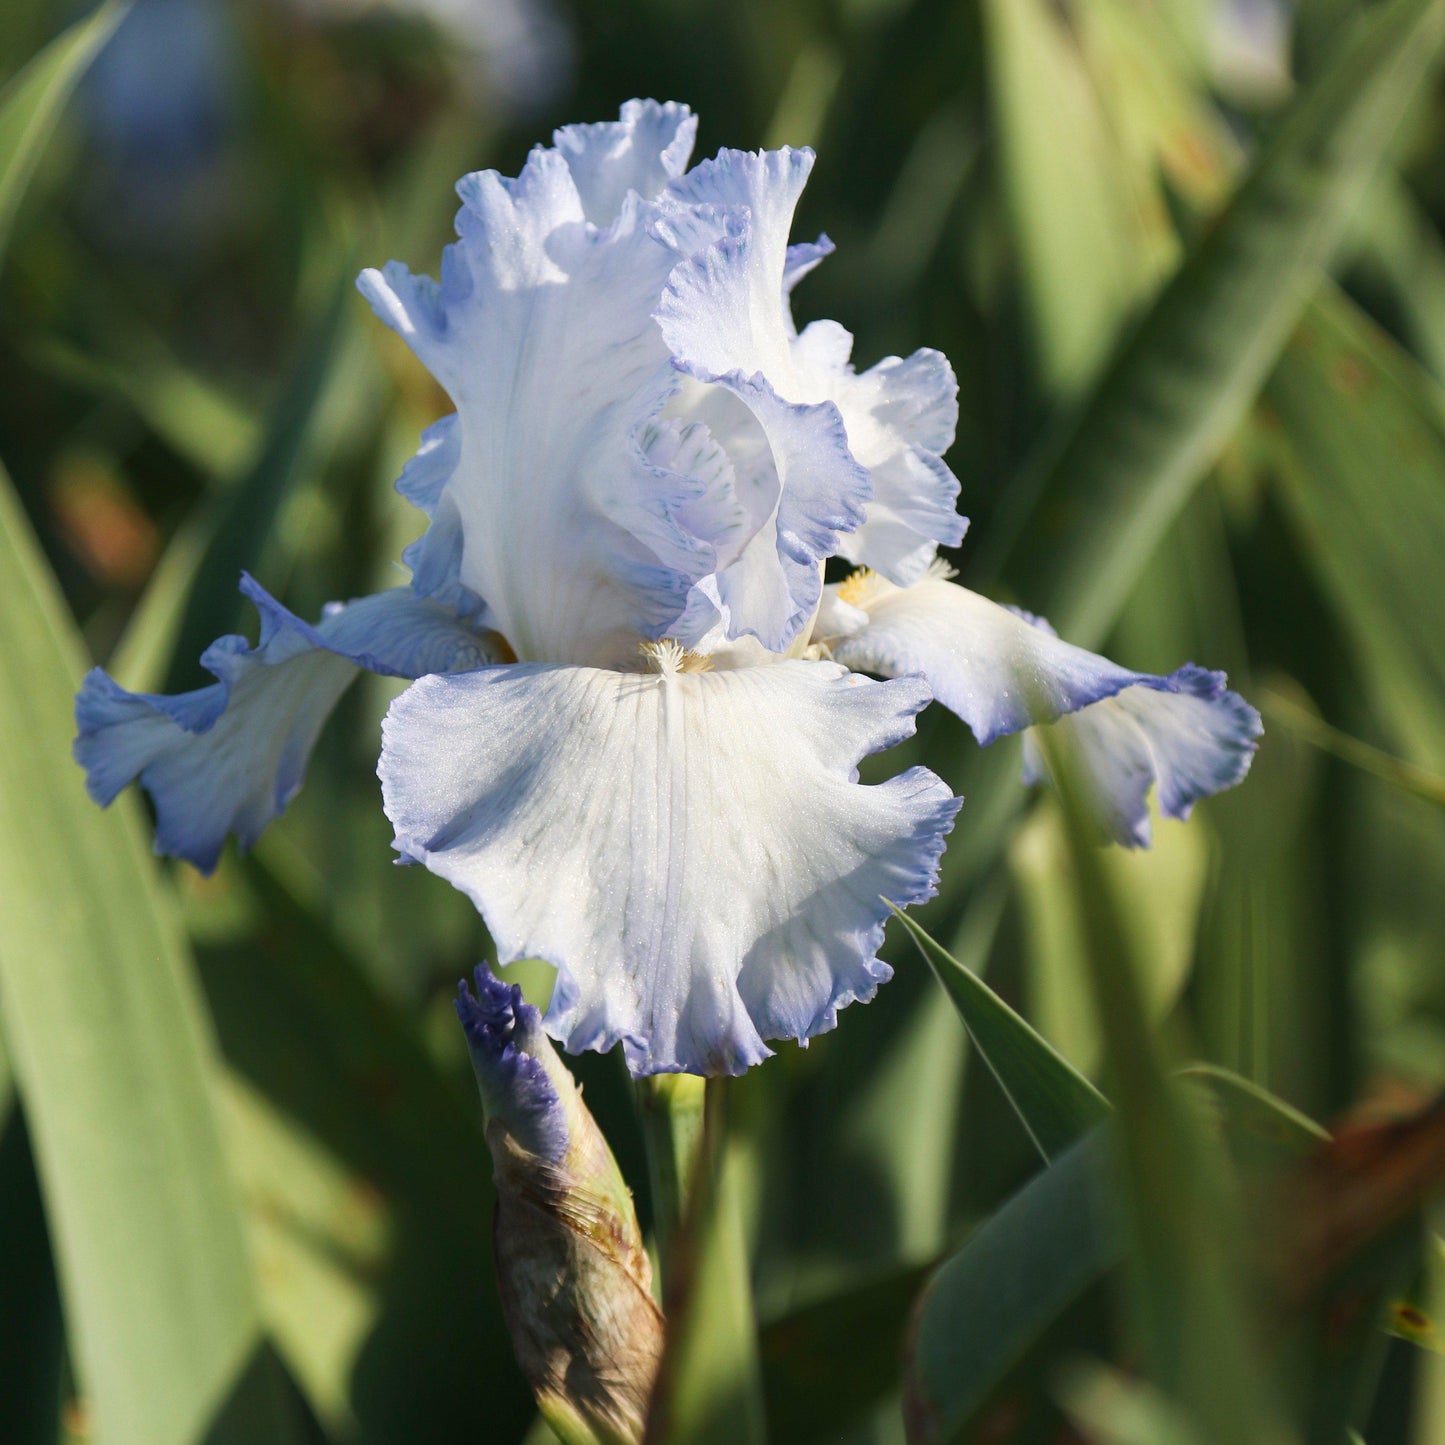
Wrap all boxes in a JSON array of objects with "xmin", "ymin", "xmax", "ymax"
[{"xmin": 73, "ymin": 99, "xmax": 1260, "ymax": 1077}]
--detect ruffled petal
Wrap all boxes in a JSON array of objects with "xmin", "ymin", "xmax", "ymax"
[
  {"xmin": 360, "ymin": 123, "xmax": 717, "ymax": 667},
  {"xmin": 660, "ymin": 146, "xmax": 816, "ymax": 378},
  {"xmin": 553, "ymin": 98, "xmax": 697, "ymax": 225},
  {"xmin": 783, "ymin": 233, "xmax": 834, "ymax": 295},
  {"xmin": 656, "ymin": 163, "xmax": 873, "ymax": 649},
  {"xmin": 361, "ymin": 108, "xmax": 969, "ymax": 664},
  {"xmin": 822, "ymin": 571, "xmax": 1260, "ymax": 846},
  {"xmin": 393, "ymin": 413, "xmax": 483, "ymax": 620},
  {"xmin": 1020, "ymin": 670, "xmax": 1264, "ymax": 847},
  {"xmin": 74, "ymin": 577, "xmax": 496, "ymax": 872},
  {"xmin": 790, "ymin": 321, "xmax": 965, "ymax": 585},
  {"xmin": 379, "ymin": 657, "xmax": 960, "ymax": 1076},
  {"xmin": 667, "ymin": 368, "xmax": 872, "ymax": 650}
]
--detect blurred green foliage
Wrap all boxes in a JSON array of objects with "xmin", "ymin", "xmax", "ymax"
[{"xmin": 4, "ymin": 0, "xmax": 1445, "ymax": 1442}]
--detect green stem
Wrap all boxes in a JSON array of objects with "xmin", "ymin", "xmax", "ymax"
[{"xmin": 637, "ymin": 1073, "xmax": 707, "ymax": 1281}]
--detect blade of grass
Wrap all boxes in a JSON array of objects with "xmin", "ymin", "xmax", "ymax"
[
  {"xmin": 162, "ymin": 264, "xmax": 353, "ymax": 692},
  {"xmin": 1263, "ymin": 293, "xmax": 1445, "ymax": 771},
  {"xmin": 1260, "ymin": 685, "xmax": 1445, "ymax": 810},
  {"xmin": 981, "ymin": 0, "xmax": 1166, "ymax": 395}
]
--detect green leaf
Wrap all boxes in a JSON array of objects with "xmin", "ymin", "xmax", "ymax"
[
  {"xmin": 1041, "ymin": 730, "xmax": 1293, "ymax": 1442},
  {"xmin": 203, "ymin": 851, "xmax": 535, "ymax": 1441},
  {"xmin": 1056, "ymin": 1363, "xmax": 1213, "ymax": 1445},
  {"xmin": 981, "ymin": 0, "xmax": 1167, "ymax": 394},
  {"xmin": 0, "ymin": 459, "xmax": 297, "ymax": 1443},
  {"xmin": 1261, "ymin": 683, "xmax": 1445, "ymax": 810},
  {"xmin": 984, "ymin": 0, "xmax": 1445, "ymax": 649},
  {"xmin": 1179, "ymin": 1062, "xmax": 1330, "ymax": 1161},
  {"xmin": 903, "ymin": 1130, "xmax": 1123, "ymax": 1444},
  {"xmin": 889, "ymin": 903, "xmax": 1111, "ymax": 1164},
  {"xmin": 1010, "ymin": 800, "xmax": 1209, "ymax": 1078},
  {"xmin": 1263, "ymin": 291, "xmax": 1445, "ymax": 771},
  {"xmin": 25, "ymin": 336, "xmax": 260, "ymax": 481},
  {"xmin": 0, "ymin": 1, "xmax": 128, "ymax": 266}
]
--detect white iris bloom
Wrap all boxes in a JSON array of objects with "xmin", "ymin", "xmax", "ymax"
[{"xmin": 74, "ymin": 101, "xmax": 1259, "ymax": 1076}]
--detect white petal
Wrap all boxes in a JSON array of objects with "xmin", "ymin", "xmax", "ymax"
[
  {"xmin": 1021, "ymin": 674, "xmax": 1264, "ymax": 847},
  {"xmin": 360, "ymin": 134, "xmax": 712, "ymax": 667},
  {"xmin": 74, "ymin": 578, "xmax": 494, "ymax": 872},
  {"xmin": 379, "ymin": 659, "xmax": 960, "ymax": 1076},
  {"xmin": 660, "ymin": 146, "xmax": 816, "ymax": 380},
  {"xmin": 656, "ymin": 156, "xmax": 874, "ymax": 650},
  {"xmin": 553, "ymin": 99, "xmax": 697, "ymax": 225},
  {"xmin": 824, "ymin": 572, "xmax": 1260, "ymax": 846},
  {"xmin": 791, "ymin": 323, "xmax": 965, "ymax": 585}
]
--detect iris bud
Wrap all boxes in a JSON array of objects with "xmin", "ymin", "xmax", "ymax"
[{"xmin": 456, "ymin": 965, "xmax": 663, "ymax": 1444}]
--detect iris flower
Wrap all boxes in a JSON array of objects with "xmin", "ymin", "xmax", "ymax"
[{"xmin": 74, "ymin": 100, "xmax": 1260, "ymax": 1077}]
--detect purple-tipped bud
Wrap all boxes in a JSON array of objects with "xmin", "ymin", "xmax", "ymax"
[
  {"xmin": 457, "ymin": 965, "xmax": 662, "ymax": 1444},
  {"xmin": 455, "ymin": 968, "xmax": 568, "ymax": 1161}
]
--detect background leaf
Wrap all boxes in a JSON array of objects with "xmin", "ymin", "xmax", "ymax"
[
  {"xmin": 0, "ymin": 0, "xmax": 126, "ymax": 264},
  {"xmin": 890, "ymin": 904, "xmax": 1110, "ymax": 1164},
  {"xmin": 985, "ymin": 0, "xmax": 1445, "ymax": 648},
  {"xmin": 0, "ymin": 458, "xmax": 297, "ymax": 1444}
]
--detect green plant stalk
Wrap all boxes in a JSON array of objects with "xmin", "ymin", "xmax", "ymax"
[{"xmin": 638, "ymin": 1073, "xmax": 707, "ymax": 1279}]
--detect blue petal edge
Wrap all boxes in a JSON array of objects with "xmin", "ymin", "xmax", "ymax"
[
  {"xmin": 1023, "ymin": 662, "xmax": 1264, "ymax": 848},
  {"xmin": 73, "ymin": 576, "xmax": 491, "ymax": 872}
]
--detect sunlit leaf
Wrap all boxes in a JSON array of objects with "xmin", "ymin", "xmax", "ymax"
[
  {"xmin": 981, "ymin": 0, "xmax": 1165, "ymax": 394},
  {"xmin": 1041, "ymin": 729, "xmax": 1292, "ymax": 1442},
  {"xmin": 1010, "ymin": 801, "xmax": 1209, "ymax": 1078},
  {"xmin": 1264, "ymin": 292, "xmax": 1445, "ymax": 771},
  {"xmin": 0, "ymin": 458, "xmax": 297, "ymax": 1444},
  {"xmin": 984, "ymin": 0, "xmax": 1445, "ymax": 650},
  {"xmin": 1056, "ymin": 1362, "xmax": 1212, "ymax": 1445},
  {"xmin": 889, "ymin": 903, "xmax": 1111, "ymax": 1164}
]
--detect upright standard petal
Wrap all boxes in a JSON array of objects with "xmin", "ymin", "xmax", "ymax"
[
  {"xmin": 656, "ymin": 149, "xmax": 875, "ymax": 651},
  {"xmin": 821, "ymin": 569, "xmax": 1260, "ymax": 847},
  {"xmin": 553, "ymin": 98, "xmax": 697, "ymax": 225},
  {"xmin": 360, "ymin": 129, "xmax": 720, "ymax": 667},
  {"xmin": 380, "ymin": 657, "xmax": 961, "ymax": 1076},
  {"xmin": 790, "ymin": 319, "xmax": 966, "ymax": 585},
  {"xmin": 74, "ymin": 577, "xmax": 496, "ymax": 872},
  {"xmin": 393, "ymin": 412, "xmax": 483, "ymax": 620}
]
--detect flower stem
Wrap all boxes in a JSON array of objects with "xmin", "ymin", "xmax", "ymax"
[{"xmin": 637, "ymin": 1073, "xmax": 707, "ymax": 1280}]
